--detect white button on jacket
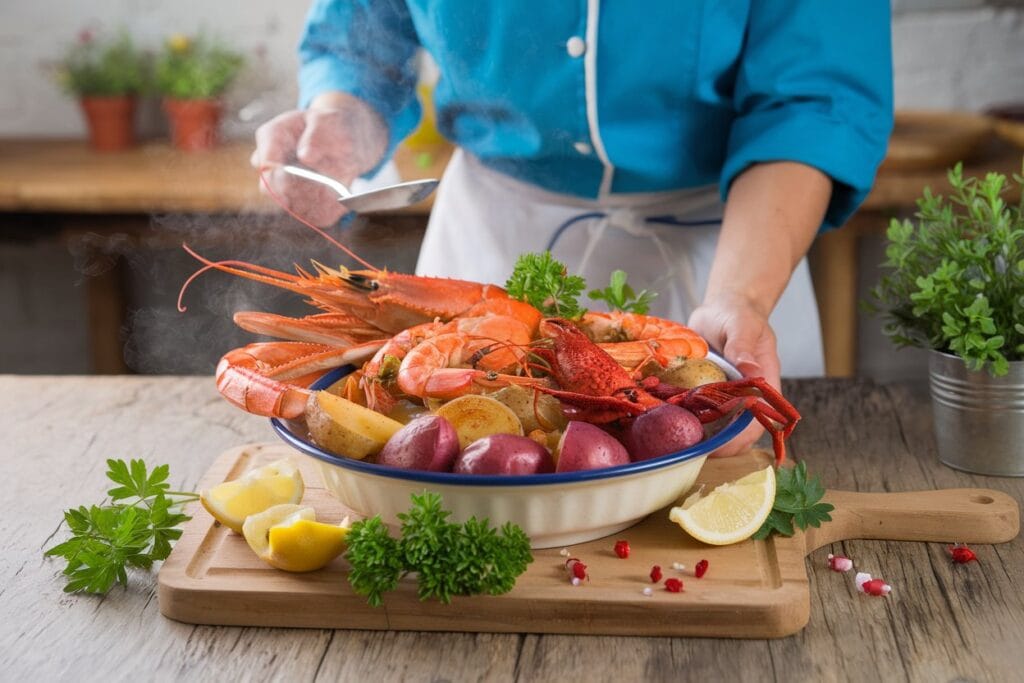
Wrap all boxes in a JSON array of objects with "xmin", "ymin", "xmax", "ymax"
[{"xmin": 565, "ymin": 36, "xmax": 586, "ymax": 58}]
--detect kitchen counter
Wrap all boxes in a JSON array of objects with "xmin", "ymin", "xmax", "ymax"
[{"xmin": 3, "ymin": 375, "xmax": 1022, "ymax": 680}]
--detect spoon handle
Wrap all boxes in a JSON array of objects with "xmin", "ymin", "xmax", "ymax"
[{"xmin": 279, "ymin": 164, "xmax": 353, "ymax": 198}]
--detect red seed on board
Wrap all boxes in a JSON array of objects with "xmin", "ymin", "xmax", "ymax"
[
  {"xmin": 650, "ymin": 565, "xmax": 663, "ymax": 583},
  {"xmin": 694, "ymin": 559, "xmax": 709, "ymax": 578},
  {"xmin": 948, "ymin": 544, "xmax": 978, "ymax": 564},
  {"xmin": 664, "ymin": 578, "xmax": 684, "ymax": 593},
  {"xmin": 614, "ymin": 540, "xmax": 630, "ymax": 559}
]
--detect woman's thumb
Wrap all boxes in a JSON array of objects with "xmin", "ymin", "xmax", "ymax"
[{"xmin": 722, "ymin": 334, "xmax": 762, "ymax": 379}]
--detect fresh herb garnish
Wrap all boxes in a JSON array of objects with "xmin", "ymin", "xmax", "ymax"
[
  {"xmin": 44, "ymin": 459, "xmax": 198, "ymax": 594},
  {"xmin": 865, "ymin": 163, "xmax": 1024, "ymax": 376},
  {"xmin": 752, "ymin": 462, "xmax": 833, "ymax": 540},
  {"xmin": 345, "ymin": 492, "xmax": 533, "ymax": 606},
  {"xmin": 505, "ymin": 251, "xmax": 587, "ymax": 318},
  {"xmin": 588, "ymin": 269, "xmax": 657, "ymax": 314}
]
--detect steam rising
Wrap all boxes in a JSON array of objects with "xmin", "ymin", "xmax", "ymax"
[{"xmin": 98, "ymin": 209, "xmax": 425, "ymax": 375}]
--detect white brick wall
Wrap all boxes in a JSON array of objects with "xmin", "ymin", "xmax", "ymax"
[
  {"xmin": 0, "ymin": 2, "xmax": 1021, "ymax": 138},
  {"xmin": 0, "ymin": 0, "xmax": 307, "ymax": 139},
  {"xmin": 893, "ymin": 6, "xmax": 1024, "ymax": 110}
]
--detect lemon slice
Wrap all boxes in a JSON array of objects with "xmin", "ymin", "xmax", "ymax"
[
  {"xmin": 668, "ymin": 465, "xmax": 776, "ymax": 545},
  {"xmin": 200, "ymin": 458, "xmax": 304, "ymax": 533},
  {"xmin": 242, "ymin": 504, "xmax": 350, "ymax": 572}
]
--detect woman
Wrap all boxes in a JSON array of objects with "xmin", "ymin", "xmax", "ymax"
[{"xmin": 253, "ymin": 1, "xmax": 893, "ymax": 453}]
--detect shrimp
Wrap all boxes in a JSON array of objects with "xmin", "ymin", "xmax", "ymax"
[{"xmin": 576, "ymin": 311, "xmax": 709, "ymax": 373}]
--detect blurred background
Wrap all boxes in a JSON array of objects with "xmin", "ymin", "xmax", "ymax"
[{"xmin": 1, "ymin": 0, "xmax": 1022, "ymax": 380}]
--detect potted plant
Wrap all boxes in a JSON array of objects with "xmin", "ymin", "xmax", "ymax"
[
  {"xmin": 155, "ymin": 34, "xmax": 245, "ymax": 151},
  {"xmin": 866, "ymin": 163, "xmax": 1024, "ymax": 476},
  {"xmin": 53, "ymin": 30, "xmax": 148, "ymax": 152}
]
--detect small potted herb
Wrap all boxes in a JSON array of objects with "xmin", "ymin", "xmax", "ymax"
[
  {"xmin": 52, "ymin": 29, "xmax": 148, "ymax": 152},
  {"xmin": 155, "ymin": 34, "xmax": 244, "ymax": 151},
  {"xmin": 866, "ymin": 163, "xmax": 1024, "ymax": 476}
]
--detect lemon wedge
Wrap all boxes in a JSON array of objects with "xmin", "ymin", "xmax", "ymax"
[
  {"xmin": 200, "ymin": 458, "xmax": 304, "ymax": 533},
  {"xmin": 242, "ymin": 504, "xmax": 350, "ymax": 572},
  {"xmin": 668, "ymin": 465, "xmax": 776, "ymax": 546}
]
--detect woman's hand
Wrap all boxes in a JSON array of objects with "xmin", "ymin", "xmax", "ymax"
[
  {"xmin": 687, "ymin": 291, "xmax": 780, "ymax": 458},
  {"xmin": 250, "ymin": 92, "xmax": 388, "ymax": 226},
  {"xmin": 693, "ymin": 161, "xmax": 831, "ymax": 459}
]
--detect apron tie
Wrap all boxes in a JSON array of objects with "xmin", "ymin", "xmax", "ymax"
[{"xmin": 545, "ymin": 210, "xmax": 723, "ymax": 312}]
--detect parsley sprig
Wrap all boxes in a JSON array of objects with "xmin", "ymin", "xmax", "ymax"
[
  {"xmin": 752, "ymin": 462, "xmax": 834, "ymax": 540},
  {"xmin": 588, "ymin": 269, "xmax": 657, "ymax": 314},
  {"xmin": 345, "ymin": 492, "xmax": 533, "ymax": 606},
  {"xmin": 44, "ymin": 459, "xmax": 197, "ymax": 594},
  {"xmin": 505, "ymin": 252, "xmax": 587, "ymax": 318}
]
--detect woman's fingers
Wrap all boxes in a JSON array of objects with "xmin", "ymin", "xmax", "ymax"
[{"xmin": 252, "ymin": 109, "xmax": 348, "ymax": 226}]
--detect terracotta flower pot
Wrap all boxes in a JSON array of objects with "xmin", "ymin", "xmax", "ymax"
[
  {"xmin": 163, "ymin": 98, "xmax": 223, "ymax": 151},
  {"xmin": 79, "ymin": 96, "xmax": 137, "ymax": 152}
]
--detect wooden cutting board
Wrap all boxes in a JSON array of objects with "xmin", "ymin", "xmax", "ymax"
[{"xmin": 158, "ymin": 443, "xmax": 1019, "ymax": 638}]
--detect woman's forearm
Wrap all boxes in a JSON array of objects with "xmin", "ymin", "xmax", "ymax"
[{"xmin": 705, "ymin": 162, "xmax": 832, "ymax": 317}]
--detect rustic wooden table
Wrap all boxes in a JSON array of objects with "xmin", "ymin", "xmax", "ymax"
[{"xmin": 3, "ymin": 375, "xmax": 1022, "ymax": 681}]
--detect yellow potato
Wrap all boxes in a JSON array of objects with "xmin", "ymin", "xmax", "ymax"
[
  {"xmin": 490, "ymin": 385, "xmax": 568, "ymax": 433},
  {"xmin": 434, "ymin": 395, "xmax": 524, "ymax": 450},
  {"xmin": 658, "ymin": 358, "xmax": 727, "ymax": 389},
  {"xmin": 386, "ymin": 399, "xmax": 431, "ymax": 425},
  {"xmin": 305, "ymin": 391, "xmax": 404, "ymax": 460}
]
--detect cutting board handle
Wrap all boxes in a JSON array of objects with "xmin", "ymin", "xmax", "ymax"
[{"xmin": 802, "ymin": 488, "xmax": 1020, "ymax": 553}]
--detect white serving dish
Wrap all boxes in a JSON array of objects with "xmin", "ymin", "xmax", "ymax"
[{"xmin": 272, "ymin": 352, "xmax": 751, "ymax": 548}]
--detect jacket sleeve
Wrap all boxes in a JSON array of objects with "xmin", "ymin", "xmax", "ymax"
[
  {"xmin": 720, "ymin": 1, "xmax": 894, "ymax": 230},
  {"xmin": 298, "ymin": 0, "xmax": 422, "ymax": 162}
]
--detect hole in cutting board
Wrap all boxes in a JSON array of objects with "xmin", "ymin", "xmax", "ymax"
[{"xmin": 970, "ymin": 495, "xmax": 995, "ymax": 505}]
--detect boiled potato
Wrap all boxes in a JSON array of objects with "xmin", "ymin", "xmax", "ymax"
[
  {"xmin": 658, "ymin": 358, "xmax": 727, "ymax": 389},
  {"xmin": 434, "ymin": 394, "xmax": 524, "ymax": 450},
  {"xmin": 490, "ymin": 386, "xmax": 568, "ymax": 433},
  {"xmin": 306, "ymin": 391, "xmax": 403, "ymax": 460}
]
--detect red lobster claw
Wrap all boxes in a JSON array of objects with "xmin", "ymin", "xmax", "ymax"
[{"xmin": 664, "ymin": 377, "xmax": 801, "ymax": 466}]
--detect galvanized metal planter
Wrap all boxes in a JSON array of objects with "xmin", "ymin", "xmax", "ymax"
[{"xmin": 929, "ymin": 350, "xmax": 1024, "ymax": 477}]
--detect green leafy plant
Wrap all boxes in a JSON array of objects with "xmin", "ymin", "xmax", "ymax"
[
  {"xmin": 752, "ymin": 462, "xmax": 833, "ymax": 540},
  {"xmin": 865, "ymin": 163, "xmax": 1024, "ymax": 376},
  {"xmin": 345, "ymin": 492, "xmax": 533, "ymax": 607},
  {"xmin": 44, "ymin": 459, "xmax": 197, "ymax": 594},
  {"xmin": 154, "ymin": 34, "xmax": 244, "ymax": 99},
  {"xmin": 505, "ymin": 252, "xmax": 587, "ymax": 318},
  {"xmin": 589, "ymin": 269, "xmax": 657, "ymax": 314},
  {"xmin": 52, "ymin": 30, "xmax": 148, "ymax": 97}
]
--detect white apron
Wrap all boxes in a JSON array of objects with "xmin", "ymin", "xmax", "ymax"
[{"xmin": 416, "ymin": 150, "xmax": 825, "ymax": 377}]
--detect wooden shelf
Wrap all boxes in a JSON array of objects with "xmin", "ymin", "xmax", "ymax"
[{"xmin": 0, "ymin": 138, "xmax": 451, "ymax": 215}]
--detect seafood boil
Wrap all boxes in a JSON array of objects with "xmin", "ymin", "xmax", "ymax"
[{"xmin": 179, "ymin": 224, "xmax": 800, "ymax": 470}]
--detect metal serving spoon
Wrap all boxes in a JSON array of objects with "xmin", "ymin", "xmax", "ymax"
[{"xmin": 279, "ymin": 164, "xmax": 439, "ymax": 213}]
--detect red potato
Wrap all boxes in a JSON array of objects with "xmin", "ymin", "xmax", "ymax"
[
  {"xmin": 555, "ymin": 421, "xmax": 630, "ymax": 473},
  {"xmin": 377, "ymin": 415, "xmax": 460, "ymax": 472},
  {"xmin": 621, "ymin": 404, "xmax": 704, "ymax": 461},
  {"xmin": 454, "ymin": 434, "xmax": 555, "ymax": 475}
]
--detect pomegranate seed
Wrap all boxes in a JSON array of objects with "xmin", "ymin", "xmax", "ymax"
[
  {"xmin": 650, "ymin": 565, "xmax": 663, "ymax": 583},
  {"xmin": 694, "ymin": 559, "xmax": 709, "ymax": 578},
  {"xmin": 827, "ymin": 553, "xmax": 854, "ymax": 572},
  {"xmin": 664, "ymin": 578, "xmax": 683, "ymax": 593},
  {"xmin": 614, "ymin": 540, "xmax": 630, "ymax": 559},
  {"xmin": 565, "ymin": 558, "xmax": 588, "ymax": 582},
  {"xmin": 855, "ymin": 572, "xmax": 891, "ymax": 596},
  {"xmin": 948, "ymin": 544, "xmax": 978, "ymax": 564}
]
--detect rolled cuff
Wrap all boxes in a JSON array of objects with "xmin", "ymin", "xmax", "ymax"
[{"xmin": 720, "ymin": 106, "xmax": 890, "ymax": 230}]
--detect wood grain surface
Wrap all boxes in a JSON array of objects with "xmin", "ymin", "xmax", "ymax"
[
  {"xmin": 0, "ymin": 139, "xmax": 451, "ymax": 214},
  {"xmin": 0, "ymin": 136, "xmax": 1017, "ymax": 216},
  {"xmin": 5, "ymin": 376, "xmax": 1024, "ymax": 681},
  {"xmin": 158, "ymin": 444, "xmax": 1016, "ymax": 638}
]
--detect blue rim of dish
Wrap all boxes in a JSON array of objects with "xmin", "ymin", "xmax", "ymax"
[{"xmin": 271, "ymin": 356, "xmax": 753, "ymax": 487}]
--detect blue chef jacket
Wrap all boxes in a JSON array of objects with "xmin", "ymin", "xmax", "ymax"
[{"xmin": 298, "ymin": 1, "xmax": 893, "ymax": 229}]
